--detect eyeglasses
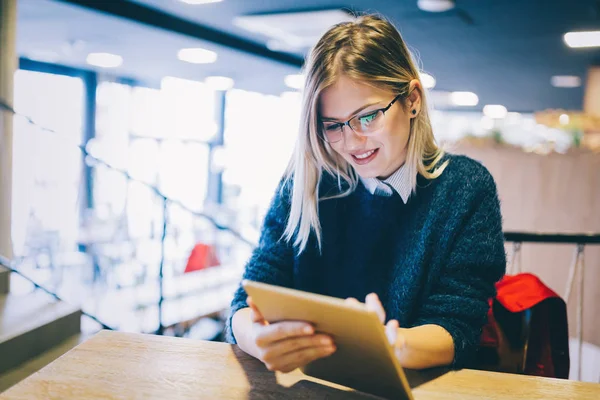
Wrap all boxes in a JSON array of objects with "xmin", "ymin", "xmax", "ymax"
[{"xmin": 319, "ymin": 94, "xmax": 403, "ymax": 143}]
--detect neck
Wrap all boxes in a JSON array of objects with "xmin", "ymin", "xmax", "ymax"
[{"xmin": 377, "ymin": 161, "xmax": 405, "ymax": 180}]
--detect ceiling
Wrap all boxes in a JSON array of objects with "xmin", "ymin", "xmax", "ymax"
[
  {"xmin": 16, "ymin": 0, "xmax": 299, "ymax": 93},
  {"xmin": 16, "ymin": 0, "xmax": 600, "ymax": 113}
]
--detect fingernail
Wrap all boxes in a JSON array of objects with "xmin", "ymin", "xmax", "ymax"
[
  {"xmin": 303, "ymin": 326, "xmax": 313, "ymax": 334},
  {"xmin": 321, "ymin": 338, "xmax": 331, "ymax": 346},
  {"xmin": 326, "ymin": 346, "xmax": 336, "ymax": 353}
]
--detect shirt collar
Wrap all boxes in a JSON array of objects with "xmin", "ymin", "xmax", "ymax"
[{"xmin": 360, "ymin": 163, "xmax": 412, "ymax": 203}]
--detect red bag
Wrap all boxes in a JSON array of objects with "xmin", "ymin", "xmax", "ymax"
[
  {"xmin": 479, "ymin": 273, "xmax": 570, "ymax": 379},
  {"xmin": 184, "ymin": 243, "xmax": 220, "ymax": 273}
]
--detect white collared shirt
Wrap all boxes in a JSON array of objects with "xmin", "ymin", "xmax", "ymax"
[{"xmin": 360, "ymin": 163, "xmax": 412, "ymax": 203}]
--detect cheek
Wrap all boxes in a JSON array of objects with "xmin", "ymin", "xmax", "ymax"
[
  {"xmin": 384, "ymin": 117, "xmax": 411, "ymax": 149},
  {"xmin": 329, "ymin": 142, "xmax": 346, "ymax": 156}
]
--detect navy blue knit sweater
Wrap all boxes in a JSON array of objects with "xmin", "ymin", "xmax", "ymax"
[{"xmin": 226, "ymin": 154, "xmax": 506, "ymax": 368}]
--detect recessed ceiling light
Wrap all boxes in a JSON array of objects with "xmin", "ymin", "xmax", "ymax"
[
  {"xmin": 284, "ymin": 74, "xmax": 305, "ymax": 90},
  {"xmin": 178, "ymin": 48, "xmax": 217, "ymax": 64},
  {"xmin": 180, "ymin": 0, "xmax": 223, "ymax": 4},
  {"xmin": 205, "ymin": 76, "xmax": 234, "ymax": 91},
  {"xmin": 417, "ymin": 0, "xmax": 455, "ymax": 13},
  {"xmin": 450, "ymin": 91, "xmax": 478, "ymax": 106},
  {"xmin": 86, "ymin": 52, "xmax": 123, "ymax": 68},
  {"xmin": 483, "ymin": 104, "xmax": 507, "ymax": 119},
  {"xmin": 420, "ymin": 72, "xmax": 436, "ymax": 89},
  {"xmin": 551, "ymin": 75, "xmax": 581, "ymax": 88},
  {"xmin": 563, "ymin": 31, "xmax": 600, "ymax": 48}
]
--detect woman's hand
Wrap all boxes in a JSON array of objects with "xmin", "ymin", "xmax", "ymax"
[
  {"xmin": 346, "ymin": 294, "xmax": 406, "ymax": 359},
  {"xmin": 245, "ymin": 296, "xmax": 336, "ymax": 373},
  {"xmin": 351, "ymin": 293, "xmax": 454, "ymax": 369}
]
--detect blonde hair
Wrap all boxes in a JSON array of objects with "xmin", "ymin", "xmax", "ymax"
[{"xmin": 283, "ymin": 14, "xmax": 448, "ymax": 254}]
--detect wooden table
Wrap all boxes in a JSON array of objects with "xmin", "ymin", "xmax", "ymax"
[{"xmin": 1, "ymin": 330, "xmax": 599, "ymax": 399}]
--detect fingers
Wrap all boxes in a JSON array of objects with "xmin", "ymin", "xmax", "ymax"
[
  {"xmin": 252, "ymin": 320, "xmax": 335, "ymax": 373},
  {"xmin": 247, "ymin": 297, "xmax": 265, "ymax": 324},
  {"xmin": 266, "ymin": 342, "xmax": 336, "ymax": 373},
  {"xmin": 365, "ymin": 293, "xmax": 386, "ymax": 324},
  {"xmin": 345, "ymin": 297, "xmax": 360, "ymax": 305},
  {"xmin": 386, "ymin": 319, "xmax": 399, "ymax": 346},
  {"xmin": 254, "ymin": 321, "xmax": 314, "ymax": 348},
  {"xmin": 261, "ymin": 334, "xmax": 333, "ymax": 367}
]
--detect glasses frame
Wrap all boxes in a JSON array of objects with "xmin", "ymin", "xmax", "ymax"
[{"xmin": 319, "ymin": 93, "xmax": 404, "ymax": 143}]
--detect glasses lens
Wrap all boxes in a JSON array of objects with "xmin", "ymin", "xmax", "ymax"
[
  {"xmin": 322, "ymin": 124, "xmax": 343, "ymax": 143},
  {"xmin": 350, "ymin": 110, "xmax": 384, "ymax": 134}
]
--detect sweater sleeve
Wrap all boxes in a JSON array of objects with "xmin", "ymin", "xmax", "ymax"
[
  {"xmin": 412, "ymin": 170, "xmax": 506, "ymax": 369},
  {"xmin": 224, "ymin": 180, "xmax": 295, "ymax": 344}
]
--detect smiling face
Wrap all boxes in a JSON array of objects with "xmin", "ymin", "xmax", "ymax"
[{"xmin": 318, "ymin": 75, "xmax": 420, "ymax": 180}]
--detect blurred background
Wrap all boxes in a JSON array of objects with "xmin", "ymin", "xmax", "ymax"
[{"xmin": 0, "ymin": 0, "xmax": 599, "ymax": 391}]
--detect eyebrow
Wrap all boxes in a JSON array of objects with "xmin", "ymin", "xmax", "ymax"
[{"xmin": 320, "ymin": 100, "xmax": 383, "ymax": 122}]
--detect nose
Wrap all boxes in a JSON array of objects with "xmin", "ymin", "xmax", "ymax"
[{"xmin": 341, "ymin": 126, "xmax": 367, "ymax": 152}]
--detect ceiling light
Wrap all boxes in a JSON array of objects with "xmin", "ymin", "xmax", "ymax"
[
  {"xmin": 417, "ymin": 0, "xmax": 455, "ymax": 12},
  {"xmin": 178, "ymin": 48, "xmax": 217, "ymax": 64},
  {"xmin": 559, "ymin": 114, "xmax": 570, "ymax": 125},
  {"xmin": 551, "ymin": 75, "xmax": 581, "ymax": 88},
  {"xmin": 205, "ymin": 76, "xmax": 234, "ymax": 91},
  {"xmin": 563, "ymin": 31, "xmax": 600, "ymax": 48},
  {"xmin": 180, "ymin": 0, "xmax": 222, "ymax": 4},
  {"xmin": 86, "ymin": 52, "xmax": 123, "ymax": 68},
  {"xmin": 450, "ymin": 91, "xmax": 478, "ymax": 106},
  {"xmin": 420, "ymin": 72, "xmax": 436, "ymax": 89},
  {"xmin": 284, "ymin": 74, "xmax": 305, "ymax": 90},
  {"xmin": 483, "ymin": 105, "xmax": 507, "ymax": 119}
]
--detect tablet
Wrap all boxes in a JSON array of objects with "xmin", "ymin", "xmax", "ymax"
[{"xmin": 242, "ymin": 279, "xmax": 413, "ymax": 400}]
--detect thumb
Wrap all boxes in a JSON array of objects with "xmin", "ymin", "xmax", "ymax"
[
  {"xmin": 247, "ymin": 297, "xmax": 266, "ymax": 324},
  {"xmin": 365, "ymin": 293, "xmax": 386, "ymax": 324},
  {"xmin": 385, "ymin": 319, "xmax": 399, "ymax": 346}
]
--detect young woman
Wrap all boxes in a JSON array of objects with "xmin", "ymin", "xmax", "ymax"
[{"xmin": 226, "ymin": 14, "xmax": 506, "ymax": 373}]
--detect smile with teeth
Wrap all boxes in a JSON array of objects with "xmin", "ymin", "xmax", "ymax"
[
  {"xmin": 354, "ymin": 150, "xmax": 375, "ymax": 159},
  {"xmin": 350, "ymin": 148, "xmax": 379, "ymax": 164}
]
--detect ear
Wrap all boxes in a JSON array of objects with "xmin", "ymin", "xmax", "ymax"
[{"xmin": 407, "ymin": 79, "xmax": 422, "ymax": 118}]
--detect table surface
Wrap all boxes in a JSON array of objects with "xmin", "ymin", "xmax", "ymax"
[{"xmin": 2, "ymin": 330, "xmax": 599, "ymax": 400}]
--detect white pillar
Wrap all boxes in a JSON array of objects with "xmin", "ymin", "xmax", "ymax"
[{"xmin": 0, "ymin": 0, "xmax": 17, "ymax": 259}]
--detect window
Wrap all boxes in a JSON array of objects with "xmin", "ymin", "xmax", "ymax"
[
  {"xmin": 12, "ymin": 70, "xmax": 84, "ymax": 257},
  {"xmin": 222, "ymin": 90, "xmax": 300, "ymax": 233},
  {"xmin": 92, "ymin": 78, "xmax": 213, "ymax": 241}
]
